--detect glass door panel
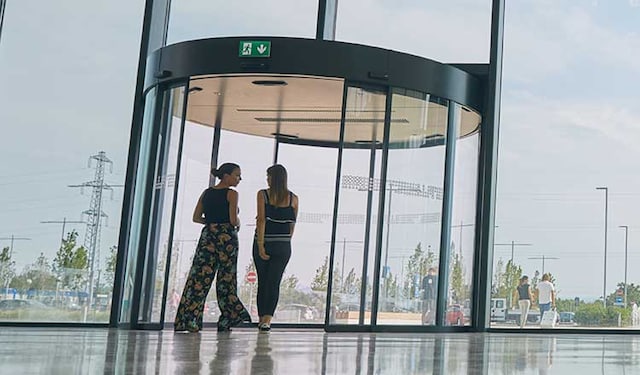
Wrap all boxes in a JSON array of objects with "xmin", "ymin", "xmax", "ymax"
[
  {"xmin": 276, "ymin": 143, "xmax": 338, "ymax": 323},
  {"xmin": 329, "ymin": 86, "xmax": 386, "ymax": 326},
  {"xmin": 138, "ymin": 86, "xmax": 186, "ymax": 323},
  {"xmin": 215, "ymin": 130, "xmax": 274, "ymax": 323},
  {"xmin": 376, "ymin": 89, "xmax": 448, "ymax": 325}
]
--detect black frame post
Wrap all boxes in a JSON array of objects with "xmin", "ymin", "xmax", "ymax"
[
  {"xmin": 315, "ymin": 0, "xmax": 338, "ymax": 40},
  {"xmin": 111, "ymin": 0, "xmax": 172, "ymax": 327},
  {"xmin": 472, "ymin": 0, "xmax": 505, "ymax": 331},
  {"xmin": 435, "ymin": 103, "xmax": 459, "ymax": 326}
]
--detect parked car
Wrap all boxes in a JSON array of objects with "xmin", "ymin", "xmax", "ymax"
[
  {"xmin": 559, "ymin": 311, "xmax": 576, "ymax": 324},
  {"xmin": 0, "ymin": 299, "xmax": 50, "ymax": 311},
  {"xmin": 277, "ymin": 304, "xmax": 315, "ymax": 321},
  {"xmin": 446, "ymin": 304, "xmax": 465, "ymax": 326}
]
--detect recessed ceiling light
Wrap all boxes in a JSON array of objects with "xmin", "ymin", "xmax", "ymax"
[
  {"xmin": 270, "ymin": 132, "xmax": 299, "ymax": 139},
  {"xmin": 252, "ymin": 80, "xmax": 288, "ymax": 86},
  {"xmin": 354, "ymin": 140, "xmax": 381, "ymax": 144}
]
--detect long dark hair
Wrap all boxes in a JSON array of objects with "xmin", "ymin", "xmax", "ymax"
[
  {"xmin": 211, "ymin": 163, "xmax": 240, "ymax": 180},
  {"xmin": 267, "ymin": 164, "xmax": 288, "ymax": 205}
]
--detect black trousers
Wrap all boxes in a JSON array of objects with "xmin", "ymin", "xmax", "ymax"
[{"xmin": 253, "ymin": 239, "xmax": 292, "ymax": 317}]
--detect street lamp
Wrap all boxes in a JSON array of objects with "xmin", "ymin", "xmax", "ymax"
[
  {"xmin": 325, "ymin": 238, "xmax": 363, "ymax": 293},
  {"xmin": 619, "ymin": 225, "xmax": 629, "ymax": 307},
  {"xmin": 494, "ymin": 241, "xmax": 533, "ymax": 264},
  {"xmin": 596, "ymin": 186, "xmax": 608, "ymax": 308},
  {"xmin": 527, "ymin": 255, "xmax": 559, "ymax": 275}
]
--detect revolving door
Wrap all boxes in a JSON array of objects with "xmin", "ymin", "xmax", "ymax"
[{"xmin": 117, "ymin": 37, "xmax": 485, "ymax": 331}]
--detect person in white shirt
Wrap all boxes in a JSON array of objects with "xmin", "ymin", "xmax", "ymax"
[{"xmin": 537, "ymin": 273, "xmax": 556, "ymax": 317}]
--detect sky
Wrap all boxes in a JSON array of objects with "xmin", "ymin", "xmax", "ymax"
[{"xmin": 1, "ymin": 0, "xmax": 640, "ymax": 310}]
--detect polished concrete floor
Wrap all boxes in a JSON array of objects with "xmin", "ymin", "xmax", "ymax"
[{"xmin": 1, "ymin": 328, "xmax": 640, "ymax": 374}]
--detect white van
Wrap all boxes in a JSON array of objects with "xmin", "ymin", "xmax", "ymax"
[{"xmin": 490, "ymin": 298, "xmax": 507, "ymax": 322}]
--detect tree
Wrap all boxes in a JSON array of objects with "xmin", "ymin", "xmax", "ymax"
[
  {"xmin": 492, "ymin": 258, "xmax": 505, "ymax": 297},
  {"xmin": 449, "ymin": 252, "xmax": 466, "ymax": 304},
  {"xmin": 403, "ymin": 243, "xmax": 436, "ymax": 299},
  {"xmin": 10, "ymin": 253, "xmax": 57, "ymax": 292},
  {"xmin": 311, "ymin": 256, "xmax": 330, "ymax": 291},
  {"xmin": 54, "ymin": 230, "xmax": 88, "ymax": 291},
  {"xmin": 342, "ymin": 268, "xmax": 360, "ymax": 295},
  {"xmin": 492, "ymin": 258, "xmax": 522, "ymax": 308},
  {"xmin": 0, "ymin": 246, "xmax": 16, "ymax": 293},
  {"xmin": 282, "ymin": 274, "xmax": 299, "ymax": 290},
  {"xmin": 102, "ymin": 245, "xmax": 117, "ymax": 292}
]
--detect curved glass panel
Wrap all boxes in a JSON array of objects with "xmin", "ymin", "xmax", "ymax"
[
  {"xmin": 162, "ymin": 89, "xmax": 216, "ymax": 324},
  {"xmin": 167, "ymin": 1, "xmax": 318, "ymax": 44},
  {"xmin": 141, "ymin": 74, "xmax": 481, "ymax": 329},
  {"xmin": 120, "ymin": 88, "xmax": 158, "ymax": 323},
  {"xmin": 447, "ymin": 104, "xmax": 480, "ymax": 327},
  {"xmin": 376, "ymin": 89, "xmax": 448, "ymax": 326},
  {"xmin": 141, "ymin": 86, "xmax": 185, "ymax": 323},
  {"xmin": 330, "ymin": 86, "xmax": 386, "ymax": 326}
]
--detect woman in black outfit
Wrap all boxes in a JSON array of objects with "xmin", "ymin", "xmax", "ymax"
[
  {"xmin": 174, "ymin": 162, "xmax": 251, "ymax": 333},
  {"xmin": 517, "ymin": 275, "xmax": 532, "ymax": 328},
  {"xmin": 254, "ymin": 164, "xmax": 298, "ymax": 332}
]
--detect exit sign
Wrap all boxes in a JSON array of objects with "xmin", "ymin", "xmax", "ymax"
[{"xmin": 239, "ymin": 41, "xmax": 271, "ymax": 57}]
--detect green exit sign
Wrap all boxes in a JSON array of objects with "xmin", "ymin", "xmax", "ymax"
[{"xmin": 239, "ymin": 41, "xmax": 271, "ymax": 57}]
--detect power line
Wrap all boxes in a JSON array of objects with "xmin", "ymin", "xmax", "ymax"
[
  {"xmin": 40, "ymin": 218, "xmax": 87, "ymax": 251},
  {"xmin": 0, "ymin": 235, "xmax": 31, "ymax": 259},
  {"xmin": 494, "ymin": 241, "xmax": 533, "ymax": 263}
]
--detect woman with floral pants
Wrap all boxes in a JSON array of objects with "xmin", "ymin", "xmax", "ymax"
[{"xmin": 174, "ymin": 163, "xmax": 251, "ymax": 332}]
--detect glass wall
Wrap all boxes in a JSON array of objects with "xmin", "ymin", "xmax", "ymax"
[
  {"xmin": 0, "ymin": 0, "xmax": 144, "ymax": 322},
  {"xmin": 493, "ymin": 1, "xmax": 640, "ymax": 329},
  {"xmin": 167, "ymin": 0, "xmax": 318, "ymax": 45},
  {"xmin": 335, "ymin": 0, "xmax": 491, "ymax": 63}
]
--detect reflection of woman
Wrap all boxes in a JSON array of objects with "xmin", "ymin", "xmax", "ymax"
[
  {"xmin": 175, "ymin": 163, "xmax": 251, "ymax": 332},
  {"xmin": 250, "ymin": 332, "xmax": 274, "ymax": 374},
  {"xmin": 253, "ymin": 164, "xmax": 298, "ymax": 332},
  {"xmin": 517, "ymin": 275, "xmax": 532, "ymax": 328}
]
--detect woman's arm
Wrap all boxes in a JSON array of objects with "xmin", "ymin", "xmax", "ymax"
[
  {"xmin": 255, "ymin": 190, "xmax": 269, "ymax": 260},
  {"xmin": 290, "ymin": 193, "xmax": 299, "ymax": 237},
  {"xmin": 528, "ymin": 286, "xmax": 533, "ymax": 301},
  {"xmin": 192, "ymin": 191, "xmax": 206, "ymax": 224},
  {"xmin": 227, "ymin": 189, "xmax": 240, "ymax": 227}
]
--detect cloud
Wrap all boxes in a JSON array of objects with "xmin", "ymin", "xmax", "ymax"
[{"xmin": 503, "ymin": 2, "xmax": 640, "ymax": 85}]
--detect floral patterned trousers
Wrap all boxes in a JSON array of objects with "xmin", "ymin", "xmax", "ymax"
[{"xmin": 174, "ymin": 223, "xmax": 251, "ymax": 331}]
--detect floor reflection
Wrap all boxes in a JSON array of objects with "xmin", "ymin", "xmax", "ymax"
[{"xmin": 3, "ymin": 328, "xmax": 640, "ymax": 374}]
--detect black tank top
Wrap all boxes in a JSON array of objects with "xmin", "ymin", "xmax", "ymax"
[
  {"xmin": 517, "ymin": 284, "xmax": 530, "ymax": 300},
  {"xmin": 202, "ymin": 188, "xmax": 231, "ymax": 224},
  {"xmin": 262, "ymin": 190, "xmax": 296, "ymax": 241}
]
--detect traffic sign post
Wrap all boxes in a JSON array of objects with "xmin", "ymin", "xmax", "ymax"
[
  {"xmin": 239, "ymin": 41, "xmax": 271, "ymax": 57},
  {"xmin": 245, "ymin": 271, "xmax": 258, "ymax": 318}
]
